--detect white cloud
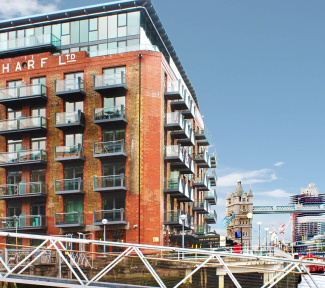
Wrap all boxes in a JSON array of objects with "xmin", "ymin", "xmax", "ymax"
[
  {"xmin": 274, "ymin": 162, "xmax": 284, "ymax": 167},
  {"xmin": 0, "ymin": 0, "xmax": 60, "ymax": 19},
  {"xmin": 255, "ymin": 189, "xmax": 292, "ymax": 198},
  {"xmin": 217, "ymin": 168, "xmax": 277, "ymax": 187}
]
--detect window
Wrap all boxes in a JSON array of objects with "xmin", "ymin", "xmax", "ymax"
[
  {"xmin": 64, "ymin": 165, "xmax": 83, "ymax": 179},
  {"xmin": 31, "ymin": 77, "xmax": 46, "ymax": 86},
  {"xmin": 65, "ymin": 72, "xmax": 84, "ymax": 91},
  {"xmin": 98, "ymin": 17, "xmax": 108, "ymax": 40},
  {"xmin": 89, "ymin": 18, "xmax": 98, "ymax": 41},
  {"xmin": 127, "ymin": 12, "xmax": 140, "ymax": 36},
  {"xmin": 65, "ymin": 134, "xmax": 83, "ymax": 146},
  {"xmin": 65, "ymin": 101, "xmax": 84, "ymax": 113},
  {"xmin": 7, "ymin": 200, "xmax": 21, "ymax": 217},
  {"xmin": 31, "ymin": 168, "xmax": 46, "ymax": 183},
  {"xmin": 8, "ymin": 140, "xmax": 22, "ymax": 152},
  {"xmin": 103, "ymin": 160, "xmax": 125, "ymax": 176},
  {"xmin": 71, "ymin": 21, "xmax": 80, "ymax": 44},
  {"xmin": 31, "ymin": 199, "xmax": 46, "ymax": 216},
  {"xmin": 32, "ymin": 137, "xmax": 46, "ymax": 150},
  {"xmin": 7, "ymin": 109, "xmax": 22, "ymax": 120},
  {"xmin": 103, "ymin": 129, "xmax": 125, "ymax": 142},
  {"xmin": 108, "ymin": 15, "xmax": 117, "ymax": 39},
  {"xmin": 80, "ymin": 20, "xmax": 89, "ymax": 43},
  {"xmin": 64, "ymin": 197, "xmax": 83, "ymax": 213},
  {"xmin": 31, "ymin": 107, "xmax": 46, "ymax": 118},
  {"xmin": 7, "ymin": 80, "xmax": 22, "ymax": 88},
  {"xmin": 102, "ymin": 193, "xmax": 125, "ymax": 210},
  {"xmin": 7, "ymin": 171, "xmax": 22, "ymax": 195}
]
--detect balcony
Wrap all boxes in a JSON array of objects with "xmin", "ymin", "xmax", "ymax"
[
  {"xmin": 205, "ymin": 211, "xmax": 217, "ymax": 224},
  {"xmin": 54, "ymin": 144, "xmax": 85, "ymax": 162},
  {"xmin": 93, "ymin": 140, "xmax": 127, "ymax": 159},
  {"xmin": 93, "ymin": 174, "xmax": 127, "ymax": 193},
  {"xmin": 164, "ymin": 145, "xmax": 185, "ymax": 163},
  {"xmin": 205, "ymin": 189, "xmax": 217, "ymax": 205},
  {"xmin": 0, "ymin": 215, "xmax": 47, "ymax": 231},
  {"xmin": 0, "ymin": 33, "xmax": 60, "ymax": 57},
  {"xmin": 170, "ymin": 120, "xmax": 190, "ymax": 139},
  {"xmin": 93, "ymin": 72, "xmax": 127, "ymax": 95},
  {"xmin": 164, "ymin": 80, "xmax": 184, "ymax": 100},
  {"xmin": 0, "ymin": 149, "xmax": 47, "ymax": 167},
  {"xmin": 182, "ymin": 100, "xmax": 196, "ymax": 119},
  {"xmin": 0, "ymin": 182, "xmax": 46, "ymax": 199},
  {"xmin": 93, "ymin": 209, "xmax": 127, "ymax": 226},
  {"xmin": 165, "ymin": 111, "xmax": 184, "ymax": 131},
  {"xmin": 186, "ymin": 215, "xmax": 195, "ymax": 230},
  {"xmin": 210, "ymin": 152, "xmax": 217, "ymax": 168},
  {"xmin": 55, "ymin": 78, "xmax": 85, "ymax": 100},
  {"xmin": 177, "ymin": 183, "xmax": 194, "ymax": 203},
  {"xmin": 0, "ymin": 84, "xmax": 47, "ymax": 108},
  {"xmin": 192, "ymin": 174, "xmax": 210, "ymax": 191},
  {"xmin": 54, "ymin": 178, "xmax": 84, "ymax": 195},
  {"xmin": 193, "ymin": 149, "xmax": 209, "ymax": 166},
  {"xmin": 207, "ymin": 170, "xmax": 217, "ymax": 186},
  {"xmin": 55, "ymin": 110, "xmax": 85, "ymax": 131},
  {"xmin": 93, "ymin": 105, "xmax": 127, "ymax": 127},
  {"xmin": 164, "ymin": 177, "xmax": 185, "ymax": 196},
  {"xmin": 164, "ymin": 210, "xmax": 191, "ymax": 229},
  {"xmin": 170, "ymin": 92, "xmax": 190, "ymax": 111},
  {"xmin": 0, "ymin": 116, "xmax": 47, "ymax": 138},
  {"xmin": 193, "ymin": 200, "xmax": 209, "ymax": 214},
  {"xmin": 55, "ymin": 212, "xmax": 85, "ymax": 228},
  {"xmin": 176, "ymin": 157, "xmax": 195, "ymax": 174},
  {"xmin": 194, "ymin": 223, "xmax": 209, "ymax": 235},
  {"xmin": 177, "ymin": 128, "xmax": 195, "ymax": 146},
  {"xmin": 195, "ymin": 128, "xmax": 211, "ymax": 146}
]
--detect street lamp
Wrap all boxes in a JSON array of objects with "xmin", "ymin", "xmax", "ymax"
[
  {"xmin": 102, "ymin": 219, "xmax": 108, "ymax": 254},
  {"xmin": 247, "ymin": 213, "xmax": 253, "ymax": 254},
  {"xmin": 265, "ymin": 228, "xmax": 269, "ymax": 253},
  {"xmin": 257, "ymin": 222, "xmax": 262, "ymax": 254},
  {"xmin": 180, "ymin": 214, "xmax": 187, "ymax": 259}
]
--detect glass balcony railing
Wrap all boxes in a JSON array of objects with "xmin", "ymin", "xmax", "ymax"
[
  {"xmin": 54, "ymin": 144, "xmax": 84, "ymax": 160},
  {"xmin": 194, "ymin": 224, "xmax": 209, "ymax": 234},
  {"xmin": 0, "ymin": 181, "xmax": 46, "ymax": 198},
  {"xmin": 0, "ymin": 149, "xmax": 46, "ymax": 166},
  {"xmin": 93, "ymin": 209, "xmax": 126, "ymax": 225},
  {"xmin": 165, "ymin": 80, "xmax": 184, "ymax": 100},
  {"xmin": 54, "ymin": 178, "xmax": 84, "ymax": 194},
  {"xmin": 164, "ymin": 177, "xmax": 184, "ymax": 191},
  {"xmin": 0, "ymin": 33, "xmax": 60, "ymax": 53},
  {"xmin": 94, "ymin": 140, "xmax": 126, "ymax": 156},
  {"xmin": 55, "ymin": 110, "xmax": 85, "ymax": 127},
  {"xmin": 55, "ymin": 78, "xmax": 85, "ymax": 95},
  {"xmin": 88, "ymin": 44, "xmax": 159, "ymax": 57},
  {"xmin": 0, "ymin": 84, "xmax": 47, "ymax": 102},
  {"xmin": 93, "ymin": 174, "xmax": 126, "ymax": 191},
  {"xmin": 165, "ymin": 111, "xmax": 184, "ymax": 130},
  {"xmin": 0, "ymin": 215, "xmax": 47, "ymax": 230},
  {"xmin": 164, "ymin": 145, "xmax": 185, "ymax": 161},
  {"xmin": 94, "ymin": 105, "xmax": 127, "ymax": 122},
  {"xmin": 94, "ymin": 72, "xmax": 127, "ymax": 90},
  {"xmin": 55, "ymin": 212, "xmax": 84, "ymax": 227}
]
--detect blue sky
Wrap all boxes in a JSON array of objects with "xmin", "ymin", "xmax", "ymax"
[{"xmin": 2, "ymin": 0, "xmax": 325, "ymax": 243}]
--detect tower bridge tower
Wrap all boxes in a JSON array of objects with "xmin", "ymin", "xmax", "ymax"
[{"xmin": 226, "ymin": 180, "xmax": 253, "ymax": 247}]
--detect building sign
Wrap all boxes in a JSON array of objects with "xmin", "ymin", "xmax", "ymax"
[
  {"xmin": 0, "ymin": 51, "xmax": 87, "ymax": 74},
  {"xmin": 153, "ymin": 237, "xmax": 159, "ymax": 242},
  {"xmin": 235, "ymin": 230, "xmax": 242, "ymax": 239}
]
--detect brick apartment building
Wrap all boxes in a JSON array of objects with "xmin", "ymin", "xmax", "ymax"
[{"xmin": 0, "ymin": 0, "xmax": 217, "ymax": 248}]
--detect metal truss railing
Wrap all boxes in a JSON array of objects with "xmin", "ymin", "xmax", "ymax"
[{"xmin": 0, "ymin": 232, "xmax": 322, "ymax": 288}]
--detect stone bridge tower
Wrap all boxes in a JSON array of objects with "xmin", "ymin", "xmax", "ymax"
[{"xmin": 226, "ymin": 180, "xmax": 253, "ymax": 247}]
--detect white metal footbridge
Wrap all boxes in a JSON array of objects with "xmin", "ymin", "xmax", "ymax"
[
  {"xmin": 0, "ymin": 232, "xmax": 322, "ymax": 288},
  {"xmin": 253, "ymin": 204, "xmax": 325, "ymax": 214}
]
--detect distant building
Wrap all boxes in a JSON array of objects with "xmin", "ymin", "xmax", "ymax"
[
  {"xmin": 226, "ymin": 180, "xmax": 253, "ymax": 247},
  {"xmin": 290, "ymin": 183, "xmax": 325, "ymax": 245}
]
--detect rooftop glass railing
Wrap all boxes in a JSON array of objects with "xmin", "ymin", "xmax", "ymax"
[
  {"xmin": 0, "ymin": 33, "xmax": 60, "ymax": 53},
  {"xmin": 94, "ymin": 140, "xmax": 126, "ymax": 156},
  {"xmin": 0, "ymin": 84, "xmax": 47, "ymax": 102},
  {"xmin": 94, "ymin": 105, "xmax": 127, "ymax": 122},
  {"xmin": 89, "ymin": 44, "xmax": 159, "ymax": 57}
]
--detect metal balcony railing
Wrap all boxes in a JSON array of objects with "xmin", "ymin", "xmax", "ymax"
[
  {"xmin": 93, "ymin": 105, "xmax": 127, "ymax": 123},
  {"xmin": 88, "ymin": 44, "xmax": 159, "ymax": 57},
  {"xmin": 93, "ymin": 209, "xmax": 127, "ymax": 225},
  {"xmin": 54, "ymin": 144, "xmax": 84, "ymax": 160},
  {"xmin": 0, "ymin": 215, "xmax": 47, "ymax": 230},
  {"xmin": 55, "ymin": 110, "xmax": 85, "ymax": 127},
  {"xmin": 55, "ymin": 78, "xmax": 85, "ymax": 95},
  {"xmin": 55, "ymin": 212, "xmax": 84, "ymax": 227},
  {"xmin": 0, "ymin": 116, "xmax": 46, "ymax": 133},
  {"xmin": 0, "ymin": 149, "xmax": 46, "ymax": 165},
  {"xmin": 93, "ymin": 174, "xmax": 126, "ymax": 191},
  {"xmin": 0, "ymin": 84, "xmax": 47, "ymax": 102},
  {"xmin": 93, "ymin": 140, "xmax": 126, "ymax": 156},
  {"xmin": 54, "ymin": 178, "xmax": 84, "ymax": 194},
  {"xmin": 0, "ymin": 182, "xmax": 46, "ymax": 198},
  {"xmin": 93, "ymin": 72, "xmax": 127, "ymax": 89},
  {"xmin": 0, "ymin": 33, "xmax": 60, "ymax": 53}
]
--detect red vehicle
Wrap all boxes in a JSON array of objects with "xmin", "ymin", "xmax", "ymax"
[{"xmin": 302, "ymin": 255, "xmax": 325, "ymax": 273}]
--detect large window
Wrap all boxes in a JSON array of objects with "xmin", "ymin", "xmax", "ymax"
[
  {"xmin": 64, "ymin": 197, "xmax": 83, "ymax": 213},
  {"xmin": 31, "ymin": 107, "xmax": 46, "ymax": 117},
  {"xmin": 31, "ymin": 77, "xmax": 46, "ymax": 86},
  {"xmin": 103, "ymin": 160, "xmax": 125, "ymax": 176},
  {"xmin": 103, "ymin": 129, "xmax": 125, "ymax": 142},
  {"xmin": 102, "ymin": 193, "xmax": 125, "ymax": 210},
  {"xmin": 8, "ymin": 140, "xmax": 22, "ymax": 152},
  {"xmin": 31, "ymin": 137, "xmax": 46, "ymax": 150},
  {"xmin": 64, "ymin": 165, "xmax": 83, "ymax": 179},
  {"xmin": 7, "ymin": 109, "xmax": 22, "ymax": 120},
  {"xmin": 65, "ymin": 101, "xmax": 84, "ymax": 113},
  {"xmin": 65, "ymin": 134, "xmax": 83, "ymax": 146},
  {"xmin": 31, "ymin": 168, "xmax": 46, "ymax": 183}
]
